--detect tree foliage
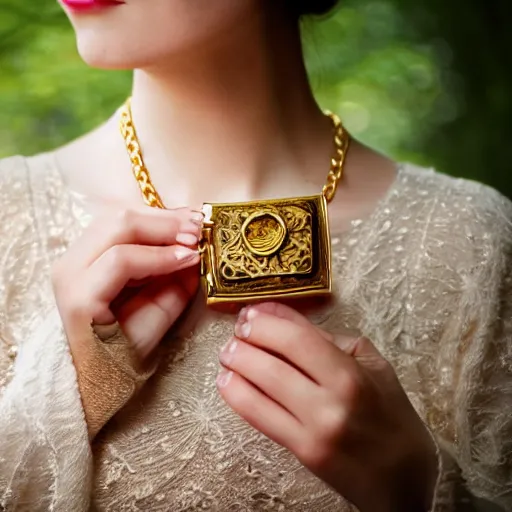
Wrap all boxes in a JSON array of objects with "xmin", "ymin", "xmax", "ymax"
[{"xmin": 0, "ymin": 0, "xmax": 510, "ymax": 197}]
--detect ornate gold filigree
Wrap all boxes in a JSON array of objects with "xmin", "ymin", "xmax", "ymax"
[
  {"xmin": 217, "ymin": 204, "xmax": 313, "ymax": 281},
  {"xmin": 200, "ymin": 196, "xmax": 331, "ymax": 305}
]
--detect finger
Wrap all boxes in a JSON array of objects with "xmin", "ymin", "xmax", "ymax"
[
  {"xmin": 246, "ymin": 306, "xmax": 393, "ymax": 390},
  {"xmin": 334, "ymin": 335, "xmax": 396, "ymax": 381},
  {"xmin": 219, "ymin": 338, "xmax": 321, "ymax": 423},
  {"xmin": 66, "ymin": 207, "xmax": 203, "ymax": 267},
  {"xmin": 248, "ymin": 302, "xmax": 332, "ymax": 342},
  {"xmin": 333, "ymin": 335, "xmax": 383, "ymax": 358},
  {"xmin": 216, "ymin": 369, "xmax": 304, "ymax": 453},
  {"xmin": 174, "ymin": 266, "xmax": 201, "ymax": 298},
  {"xmin": 254, "ymin": 303, "xmax": 387, "ymax": 370},
  {"xmin": 116, "ymin": 276, "xmax": 192, "ymax": 358},
  {"xmin": 88, "ymin": 244, "xmax": 199, "ymax": 323},
  {"xmin": 235, "ymin": 308, "xmax": 358, "ymax": 390}
]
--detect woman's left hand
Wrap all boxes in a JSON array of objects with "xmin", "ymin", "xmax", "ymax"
[{"xmin": 217, "ymin": 302, "xmax": 439, "ymax": 512}]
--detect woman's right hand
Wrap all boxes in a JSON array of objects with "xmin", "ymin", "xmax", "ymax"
[{"xmin": 52, "ymin": 207, "xmax": 202, "ymax": 361}]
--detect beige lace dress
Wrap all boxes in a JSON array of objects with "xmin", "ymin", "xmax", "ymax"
[{"xmin": 0, "ymin": 153, "xmax": 511, "ymax": 511}]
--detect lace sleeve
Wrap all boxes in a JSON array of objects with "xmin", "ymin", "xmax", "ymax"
[
  {"xmin": 430, "ymin": 198, "xmax": 512, "ymax": 511},
  {"xmin": 0, "ymin": 156, "xmax": 91, "ymax": 511},
  {"xmin": 0, "ymin": 310, "xmax": 92, "ymax": 511},
  {"xmin": 432, "ymin": 284, "xmax": 512, "ymax": 510}
]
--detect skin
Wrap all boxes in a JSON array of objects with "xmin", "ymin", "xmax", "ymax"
[
  {"xmin": 52, "ymin": 206, "xmax": 203, "ymax": 361},
  {"xmin": 53, "ymin": 1, "xmax": 437, "ymax": 510},
  {"xmin": 218, "ymin": 303, "xmax": 439, "ymax": 511}
]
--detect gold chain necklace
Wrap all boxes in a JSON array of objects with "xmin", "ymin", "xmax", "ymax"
[{"xmin": 120, "ymin": 98, "xmax": 350, "ymax": 305}]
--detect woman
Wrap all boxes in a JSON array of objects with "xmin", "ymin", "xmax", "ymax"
[{"xmin": 0, "ymin": 0, "xmax": 510, "ymax": 510}]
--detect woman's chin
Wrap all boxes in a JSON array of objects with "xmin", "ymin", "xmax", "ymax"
[
  {"xmin": 74, "ymin": 38, "xmax": 139, "ymax": 70},
  {"xmin": 74, "ymin": 34, "xmax": 192, "ymax": 71}
]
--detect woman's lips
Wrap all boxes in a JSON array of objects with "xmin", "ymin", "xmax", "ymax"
[{"xmin": 61, "ymin": 0, "xmax": 125, "ymax": 12}]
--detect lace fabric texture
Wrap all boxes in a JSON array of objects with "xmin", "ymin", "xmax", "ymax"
[{"xmin": 0, "ymin": 153, "xmax": 511, "ymax": 511}]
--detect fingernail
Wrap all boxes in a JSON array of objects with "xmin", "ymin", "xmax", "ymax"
[
  {"xmin": 217, "ymin": 369, "xmax": 233, "ymax": 388},
  {"xmin": 190, "ymin": 211, "xmax": 204, "ymax": 224},
  {"xmin": 219, "ymin": 339, "xmax": 237, "ymax": 365},
  {"xmin": 238, "ymin": 307, "xmax": 248, "ymax": 322},
  {"xmin": 235, "ymin": 321, "xmax": 251, "ymax": 340},
  {"xmin": 175, "ymin": 246, "xmax": 198, "ymax": 261},
  {"xmin": 176, "ymin": 233, "xmax": 198, "ymax": 246},
  {"xmin": 132, "ymin": 338, "xmax": 153, "ymax": 360},
  {"xmin": 246, "ymin": 308, "xmax": 258, "ymax": 321}
]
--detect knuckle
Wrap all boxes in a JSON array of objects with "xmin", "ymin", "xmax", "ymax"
[
  {"xmin": 167, "ymin": 215, "xmax": 181, "ymax": 231},
  {"xmin": 315, "ymin": 400, "xmax": 347, "ymax": 442},
  {"xmin": 105, "ymin": 245, "xmax": 129, "ymax": 273},
  {"xmin": 113, "ymin": 208, "xmax": 138, "ymax": 237},
  {"xmin": 336, "ymin": 371, "xmax": 363, "ymax": 405},
  {"xmin": 68, "ymin": 301, "xmax": 95, "ymax": 323},
  {"xmin": 58, "ymin": 288, "xmax": 95, "ymax": 324},
  {"xmin": 263, "ymin": 357, "xmax": 286, "ymax": 387},
  {"xmin": 223, "ymin": 378, "xmax": 249, "ymax": 408},
  {"xmin": 277, "ymin": 333, "xmax": 296, "ymax": 355},
  {"xmin": 52, "ymin": 266, "xmax": 103, "ymax": 327}
]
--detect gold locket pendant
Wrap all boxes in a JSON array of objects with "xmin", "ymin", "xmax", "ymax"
[
  {"xmin": 199, "ymin": 194, "xmax": 331, "ymax": 305},
  {"xmin": 120, "ymin": 99, "xmax": 350, "ymax": 305}
]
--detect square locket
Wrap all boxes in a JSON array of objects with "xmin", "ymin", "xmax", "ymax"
[{"xmin": 200, "ymin": 194, "xmax": 331, "ymax": 305}]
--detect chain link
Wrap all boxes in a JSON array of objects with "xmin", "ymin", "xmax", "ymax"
[
  {"xmin": 322, "ymin": 111, "xmax": 350, "ymax": 203},
  {"xmin": 119, "ymin": 98, "xmax": 350, "ymax": 207},
  {"xmin": 119, "ymin": 99, "xmax": 165, "ymax": 209}
]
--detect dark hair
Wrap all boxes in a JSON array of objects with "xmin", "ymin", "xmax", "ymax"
[{"xmin": 291, "ymin": 0, "xmax": 340, "ymax": 17}]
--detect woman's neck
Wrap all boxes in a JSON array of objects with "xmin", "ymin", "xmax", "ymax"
[
  {"xmin": 127, "ymin": 9, "xmax": 332, "ymax": 207},
  {"xmin": 57, "ymin": 7, "xmax": 397, "ymax": 228}
]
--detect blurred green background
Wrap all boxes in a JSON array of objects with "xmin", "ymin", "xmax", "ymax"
[{"xmin": 0, "ymin": 0, "xmax": 511, "ymax": 197}]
